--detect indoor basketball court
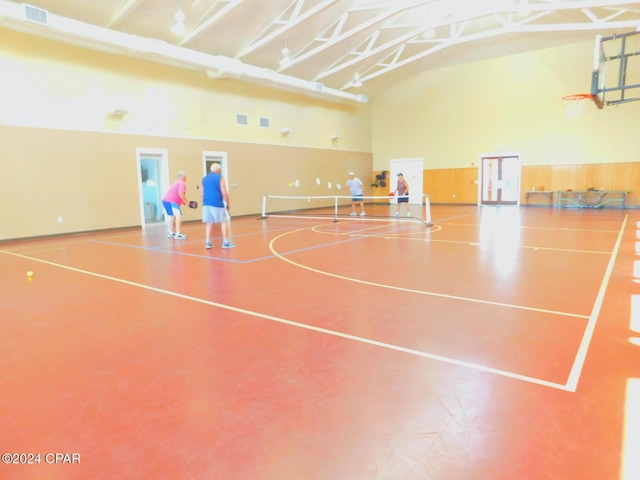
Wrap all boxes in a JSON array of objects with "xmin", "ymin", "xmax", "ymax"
[
  {"xmin": 2, "ymin": 202, "xmax": 639, "ymax": 479},
  {"xmin": 1, "ymin": 1, "xmax": 640, "ymax": 479}
]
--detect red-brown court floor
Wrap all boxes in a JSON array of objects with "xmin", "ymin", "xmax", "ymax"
[{"xmin": 1, "ymin": 204, "xmax": 639, "ymax": 480}]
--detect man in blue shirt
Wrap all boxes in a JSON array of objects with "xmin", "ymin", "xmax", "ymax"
[{"xmin": 201, "ymin": 163, "xmax": 235, "ymax": 249}]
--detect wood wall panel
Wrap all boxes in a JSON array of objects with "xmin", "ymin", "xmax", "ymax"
[
  {"xmin": 521, "ymin": 163, "xmax": 639, "ymax": 207},
  {"xmin": 424, "ymin": 168, "xmax": 478, "ymax": 204},
  {"xmin": 424, "ymin": 169, "xmax": 453, "ymax": 203},
  {"xmin": 454, "ymin": 168, "xmax": 480, "ymax": 204},
  {"xmin": 380, "ymin": 163, "xmax": 639, "ymax": 207}
]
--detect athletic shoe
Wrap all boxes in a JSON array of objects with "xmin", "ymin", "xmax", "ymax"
[
  {"xmin": 167, "ymin": 232, "xmax": 175, "ymax": 238},
  {"xmin": 394, "ymin": 212, "xmax": 400, "ymax": 217},
  {"xmin": 174, "ymin": 233, "xmax": 187, "ymax": 240},
  {"xmin": 407, "ymin": 212, "xmax": 412, "ymax": 217},
  {"xmin": 205, "ymin": 241, "xmax": 213, "ymax": 249},
  {"xmin": 350, "ymin": 212, "xmax": 357, "ymax": 216},
  {"xmin": 222, "ymin": 241, "xmax": 236, "ymax": 249},
  {"xmin": 360, "ymin": 212, "xmax": 366, "ymax": 216}
]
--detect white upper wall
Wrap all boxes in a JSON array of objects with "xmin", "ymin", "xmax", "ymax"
[
  {"xmin": 371, "ymin": 40, "xmax": 640, "ymax": 170},
  {"xmin": 0, "ymin": 27, "xmax": 372, "ymax": 153}
]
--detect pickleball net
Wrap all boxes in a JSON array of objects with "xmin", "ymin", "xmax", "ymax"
[{"xmin": 260, "ymin": 194, "xmax": 433, "ymax": 226}]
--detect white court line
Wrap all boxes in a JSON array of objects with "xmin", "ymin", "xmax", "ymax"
[
  {"xmin": 5, "ymin": 247, "xmax": 66, "ymax": 255},
  {"xmin": 265, "ymin": 213, "xmax": 425, "ymax": 224},
  {"xmin": 622, "ymin": 379, "xmax": 640, "ymax": 480},
  {"xmin": 312, "ymin": 224, "xmax": 610, "ymax": 253},
  {"xmin": 269, "ymin": 226, "xmax": 589, "ymax": 320},
  {"xmin": 444, "ymin": 222, "xmax": 620, "ymax": 233},
  {"xmin": 632, "ymin": 296, "xmax": 640, "ymax": 334},
  {"xmin": 434, "ymin": 241, "xmax": 610, "ymax": 255},
  {"xmin": 312, "ymin": 222, "xmax": 441, "ymax": 238},
  {"xmin": 631, "ymin": 230, "xmax": 640, "ymax": 341},
  {"xmin": 0, "ymin": 248, "xmax": 571, "ymax": 390},
  {"xmin": 564, "ymin": 215, "xmax": 627, "ymax": 392}
]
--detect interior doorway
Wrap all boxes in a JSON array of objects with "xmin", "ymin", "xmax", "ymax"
[
  {"xmin": 202, "ymin": 151, "xmax": 228, "ymax": 181},
  {"xmin": 480, "ymin": 154, "xmax": 520, "ymax": 206},
  {"xmin": 389, "ymin": 158, "xmax": 424, "ymax": 205},
  {"xmin": 202, "ymin": 151, "xmax": 230, "ymax": 236},
  {"xmin": 202, "ymin": 151, "xmax": 229, "ymax": 202},
  {"xmin": 136, "ymin": 148, "xmax": 169, "ymax": 229}
]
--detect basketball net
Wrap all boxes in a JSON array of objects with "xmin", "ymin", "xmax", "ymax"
[{"xmin": 562, "ymin": 94, "xmax": 592, "ymax": 119}]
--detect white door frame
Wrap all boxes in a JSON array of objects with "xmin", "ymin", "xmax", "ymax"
[
  {"xmin": 201, "ymin": 151, "xmax": 229, "ymax": 201},
  {"xmin": 202, "ymin": 151, "xmax": 228, "ymax": 179},
  {"xmin": 136, "ymin": 148, "xmax": 169, "ymax": 229},
  {"xmin": 389, "ymin": 157, "xmax": 424, "ymax": 205},
  {"xmin": 478, "ymin": 152, "xmax": 521, "ymax": 206}
]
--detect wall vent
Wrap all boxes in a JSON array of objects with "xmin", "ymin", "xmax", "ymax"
[
  {"xmin": 23, "ymin": 4, "xmax": 49, "ymax": 25},
  {"xmin": 235, "ymin": 113, "xmax": 248, "ymax": 126},
  {"xmin": 259, "ymin": 117, "xmax": 270, "ymax": 128}
]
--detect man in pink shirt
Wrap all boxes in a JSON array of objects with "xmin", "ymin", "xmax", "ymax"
[{"xmin": 162, "ymin": 172, "xmax": 189, "ymax": 239}]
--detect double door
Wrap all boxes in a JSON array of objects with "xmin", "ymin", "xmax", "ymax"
[{"xmin": 480, "ymin": 155, "xmax": 519, "ymax": 206}]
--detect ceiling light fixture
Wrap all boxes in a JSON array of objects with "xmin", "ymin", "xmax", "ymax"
[
  {"xmin": 279, "ymin": 39, "xmax": 291, "ymax": 68},
  {"xmin": 352, "ymin": 72, "xmax": 363, "ymax": 88},
  {"xmin": 171, "ymin": 0, "xmax": 186, "ymax": 35}
]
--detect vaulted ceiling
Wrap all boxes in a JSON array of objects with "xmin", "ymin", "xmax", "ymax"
[{"xmin": 1, "ymin": 0, "xmax": 639, "ymax": 102}]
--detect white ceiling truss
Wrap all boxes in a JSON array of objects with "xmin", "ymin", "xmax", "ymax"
[{"xmin": 0, "ymin": 0, "xmax": 638, "ymax": 102}]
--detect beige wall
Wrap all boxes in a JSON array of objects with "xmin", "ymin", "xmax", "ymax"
[
  {"xmin": 371, "ymin": 40, "xmax": 640, "ymax": 171},
  {"xmin": 2, "ymin": 26, "xmax": 640, "ymax": 241},
  {"xmin": 0, "ymin": 29, "xmax": 372, "ymax": 151},
  {"xmin": 1, "ymin": 125, "xmax": 371, "ymax": 240},
  {"xmin": 0, "ymin": 28, "xmax": 372, "ymax": 241}
]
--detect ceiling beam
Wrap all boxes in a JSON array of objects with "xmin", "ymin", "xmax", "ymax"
[
  {"xmin": 179, "ymin": 0, "xmax": 246, "ymax": 46},
  {"xmin": 237, "ymin": 0, "xmax": 340, "ymax": 58},
  {"xmin": 311, "ymin": 1, "xmax": 640, "ymax": 88},
  {"xmin": 292, "ymin": 7, "xmax": 421, "ymax": 73},
  {"xmin": 357, "ymin": 18, "xmax": 640, "ymax": 88},
  {"xmin": 106, "ymin": 0, "xmax": 145, "ymax": 28}
]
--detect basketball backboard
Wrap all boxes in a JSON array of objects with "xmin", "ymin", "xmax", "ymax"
[{"xmin": 591, "ymin": 31, "xmax": 640, "ymax": 109}]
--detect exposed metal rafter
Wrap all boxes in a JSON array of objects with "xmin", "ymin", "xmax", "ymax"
[
  {"xmin": 316, "ymin": 0, "xmax": 640, "ymax": 90},
  {"xmin": 355, "ymin": 15, "xmax": 640, "ymax": 89},
  {"xmin": 180, "ymin": 0, "xmax": 245, "ymax": 46},
  {"xmin": 0, "ymin": 0, "xmax": 638, "ymax": 100},
  {"xmin": 106, "ymin": 0, "xmax": 145, "ymax": 29},
  {"xmin": 238, "ymin": 0, "xmax": 340, "ymax": 59},
  {"xmin": 292, "ymin": 4, "xmax": 429, "ymax": 73}
]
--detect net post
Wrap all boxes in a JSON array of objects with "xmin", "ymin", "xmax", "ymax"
[
  {"xmin": 334, "ymin": 195, "xmax": 339, "ymax": 222},
  {"xmin": 424, "ymin": 194, "xmax": 433, "ymax": 226},
  {"xmin": 261, "ymin": 195, "xmax": 268, "ymax": 218}
]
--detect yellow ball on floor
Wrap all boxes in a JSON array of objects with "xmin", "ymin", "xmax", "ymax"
[{"xmin": 26, "ymin": 271, "xmax": 34, "ymax": 278}]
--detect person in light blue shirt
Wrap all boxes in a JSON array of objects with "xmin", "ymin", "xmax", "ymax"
[{"xmin": 346, "ymin": 172, "xmax": 366, "ymax": 216}]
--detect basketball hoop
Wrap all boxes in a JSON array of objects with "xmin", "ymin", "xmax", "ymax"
[{"xmin": 562, "ymin": 94, "xmax": 593, "ymax": 119}]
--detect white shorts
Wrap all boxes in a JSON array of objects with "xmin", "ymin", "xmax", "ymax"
[
  {"xmin": 162, "ymin": 201, "xmax": 182, "ymax": 217},
  {"xmin": 202, "ymin": 206, "xmax": 228, "ymax": 223}
]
